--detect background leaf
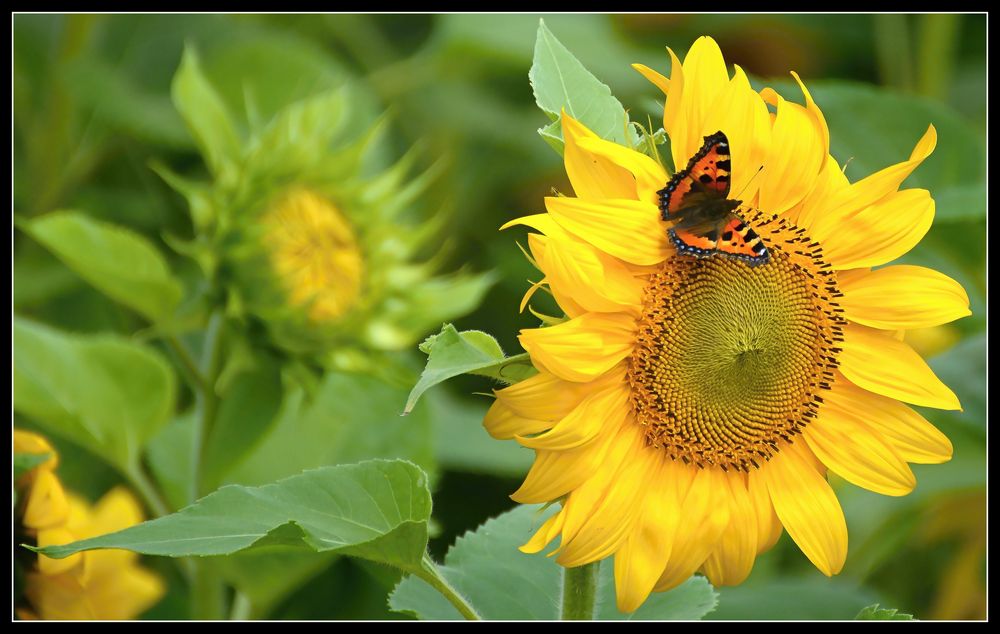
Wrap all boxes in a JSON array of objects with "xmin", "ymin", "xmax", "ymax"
[
  {"xmin": 13, "ymin": 316, "xmax": 176, "ymax": 472},
  {"xmin": 18, "ymin": 212, "xmax": 183, "ymax": 323},
  {"xmin": 200, "ymin": 359, "xmax": 284, "ymax": 491},
  {"xmin": 226, "ymin": 370, "xmax": 437, "ymax": 487},
  {"xmin": 34, "ymin": 460, "xmax": 432, "ymax": 573},
  {"xmin": 390, "ymin": 504, "xmax": 717, "ymax": 620},
  {"xmin": 13, "ymin": 452, "xmax": 52, "ymax": 479}
]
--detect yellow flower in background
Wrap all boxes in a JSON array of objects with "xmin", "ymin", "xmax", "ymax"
[
  {"xmin": 14, "ymin": 430, "xmax": 165, "ymax": 620},
  {"xmin": 490, "ymin": 36, "xmax": 970, "ymax": 613},
  {"xmin": 261, "ymin": 188, "xmax": 364, "ymax": 324}
]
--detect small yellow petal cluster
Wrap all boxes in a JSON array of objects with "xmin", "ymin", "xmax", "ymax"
[
  {"xmin": 262, "ymin": 188, "xmax": 365, "ymax": 324},
  {"xmin": 14, "ymin": 429, "xmax": 165, "ymax": 620}
]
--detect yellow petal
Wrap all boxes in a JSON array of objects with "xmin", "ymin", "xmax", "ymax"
[
  {"xmin": 699, "ymin": 65, "xmax": 770, "ymax": 204},
  {"xmin": 36, "ymin": 527, "xmax": 85, "ymax": 576},
  {"xmin": 545, "ymin": 196, "xmax": 668, "ymax": 266},
  {"xmin": 787, "ymin": 154, "xmax": 849, "ymax": 229},
  {"xmin": 803, "ymin": 397, "xmax": 916, "ymax": 496},
  {"xmin": 575, "ymin": 135, "xmax": 668, "ymax": 207},
  {"xmin": 790, "ymin": 71, "xmax": 830, "ymax": 157},
  {"xmin": 673, "ymin": 36, "xmax": 730, "ymax": 169},
  {"xmin": 518, "ymin": 312, "xmax": 635, "ymax": 383},
  {"xmin": 613, "ymin": 456, "xmax": 679, "ymax": 613},
  {"xmin": 761, "ymin": 441, "xmax": 847, "ymax": 576},
  {"xmin": 747, "ymin": 469, "xmax": 783, "ymax": 554},
  {"xmin": 827, "ymin": 376, "xmax": 953, "ymax": 464},
  {"xmin": 531, "ymin": 230, "xmax": 644, "ymax": 315},
  {"xmin": 520, "ymin": 508, "xmax": 566, "ymax": 554},
  {"xmin": 23, "ymin": 469, "xmax": 70, "ymax": 530},
  {"xmin": 13, "ymin": 428, "xmax": 59, "ymax": 471},
  {"xmin": 814, "ymin": 188, "xmax": 935, "ymax": 270},
  {"xmin": 483, "ymin": 399, "xmax": 551, "ymax": 440},
  {"xmin": 822, "ymin": 125, "xmax": 937, "ymax": 224},
  {"xmin": 517, "ymin": 384, "xmax": 629, "ymax": 451},
  {"xmin": 494, "ymin": 370, "xmax": 586, "ymax": 421},
  {"xmin": 839, "ymin": 265, "xmax": 971, "ymax": 329},
  {"xmin": 562, "ymin": 113, "xmax": 635, "ymax": 200},
  {"xmin": 511, "ymin": 414, "xmax": 629, "ymax": 504},
  {"xmin": 653, "ymin": 465, "xmax": 730, "ymax": 592},
  {"xmin": 758, "ymin": 87, "xmax": 825, "ymax": 215},
  {"xmin": 24, "ymin": 571, "xmax": 95, "ymax": 620},
  {"xmin": 631, "ymin": 62, "xmax": 670, "ymax": 97},
  {"xmin": 79, "ymin": 566, "xmax": 166, "ymax": 620},
  {"xmin": 702, "ymin": 472, "xmax": 758, "ymax": 587},
  {"xmin": 556, "ymin": 429, "xmax": 657, "ymax": 567},
  {"xmin": 840, "ymin": 323, "xmax": 961, "ymax": 410},
  {"xmin": 662, "ymin": 48, "xmax": 686, "ymax": 159}
]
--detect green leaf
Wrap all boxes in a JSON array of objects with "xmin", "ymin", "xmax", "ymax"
[
  {"xmin": 62, "ymin": 56, "xmax": 191, "ymax": 149},
  {"xmin": 225, "ymin": 370, "xmax": 436, "ymax": 488},
  {"xmin": 706, "ymin": 577, "xmax": 878, "ymax": 620},
  {"xmin": 389, "ymin": 505, "xmax": 717, "ymax": 620},
  {"xmin": 405, "ymin": 324, "xmax": 536, "ymax": 414},
  {"xmin": 201, "ymin": 359, "xmax": 283, "ymax": 491},
  {"xmin": 13, "ymin": 452, "xmax": 51, "ymax": 479},
  {"xmin": 855, "ymin": 603, "xmax": 916, "ymax": 620},
  {"xmin": 146, "ymin": 412, "xmax": 195, "ymax": 511},
  {"xmin": 529, "ymin": 19, "xmax": 639, "ymax": 153},
  {"xmin": 13, "ymin": 316, "xmax": 177, "ymax": 472},
  {"xmin": 781, "ymin": 81, "xmax": 985, "ymax": 210},
  {"xmin": 933, "ymin": 183, "xmax": 987, "ymax": 223},
  {"xmin": 33, "ymin": 460, "xmax": 432, "ymax": 573},
  {"xmin": 367, "ymin": 272, "xmax": 498, "ymax": 353},
  {"xmin": 926, "ymin": 332, "xmax": 986, "ymax": 428},
  {"xmin": 210, "ymin": 549, "xmax": 338, "ymax": 618},
  {"xmin": 171, "ymin": 45, "xmax": 242, "ymax": 176},
  {"xmin": 17, "ymin": 212, "xmax": 183, "ymax": 323}
]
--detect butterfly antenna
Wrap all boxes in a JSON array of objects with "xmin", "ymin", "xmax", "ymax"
[{"xmin": 733, "ymin": 165, "xmax": 764, "ymax": 200}]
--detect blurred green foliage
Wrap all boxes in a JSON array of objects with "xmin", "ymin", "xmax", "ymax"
[{"xmin": 13, "ymin": 13, "xmax": 985, "ymax": 620}]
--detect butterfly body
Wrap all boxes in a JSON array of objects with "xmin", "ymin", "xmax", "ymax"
[{"xmin": 658, "ymin": 131, "xmax": 769, "ymax": 267}]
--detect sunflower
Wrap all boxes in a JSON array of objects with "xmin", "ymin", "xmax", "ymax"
[
  {"xmin": 487, "ymin": 36, "xmax": 969, "ymax": 613},
  {"xmin": 163, "ymin": 49, "xmax": 493, "ymax": 362},
  {"xmin": 14, "ymin": 429, "xmax": 165, "ymax": 620}
]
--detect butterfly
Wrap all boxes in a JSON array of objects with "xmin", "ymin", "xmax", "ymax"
[{"xmin": 657, "ymin": 131, "xmax": 769, "ymax": 267}]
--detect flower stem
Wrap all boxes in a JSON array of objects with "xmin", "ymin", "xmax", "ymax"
[
  {"xmin": 191, "ymin": 562, "xmax": 226, "ymax": 620},
  {"xmin": 190, "ymin": 312, "xmax": 225, "ymax": 503},
  {"xmin": 416, "ymin": 553, "xmax": 481, "ymax": 621},
  {"xmin": 229, "ymin": 591, "xmax": 252, "ymax": 620},
  {"xmin": 124, "ymin": 462, "xmax": 170, "ymax": 519},
  {"xmin": 187, "ymin": 311, "xmax": 228, "ymax": 619},
  {"xmin": 560, "ymin": 561, "xmax": 600, "ymax": 620},
  {"xmin": 165, "ymin": 335, "xmax": 208, "ymax": 393}
]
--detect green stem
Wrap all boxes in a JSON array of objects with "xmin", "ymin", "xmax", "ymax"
[
  {"xmin": 191, "ymin": 562, "xmax": 226, "ymax": 620},
  {"xmin": 416, "ymin": 553, "xmax": 481, "ymax": 621},
  {"xmin": 229, "ymin": 591, "xmax": 252, "ymax": 620},
  {"xmin": 124, "ymin": 462, "xmax": 170, "ymax": 519},
  {"xmin": 165, "ymin": 336, "xmax": 208, "ymax": 393},
  {"xmin": 916, "ymin": 14, "xmax": 960, "ymax": 99},
  {"xmin": 124, "ymin": 462, "xmax": 196, "ymax": 585},
  {"xmin": 873, "ymin": 14, "xmax": 915, "ymax": 93},
  {"xmin": 190, "ymin": 312, "xmax": 225, "ymax": 503},
  {"xmin": 560, "ymin": 561, "xmax": 600, "ymax": 620},
  {"xmin": 186, "ymin": 312, "xmax": 228, "ymax": 619}
]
